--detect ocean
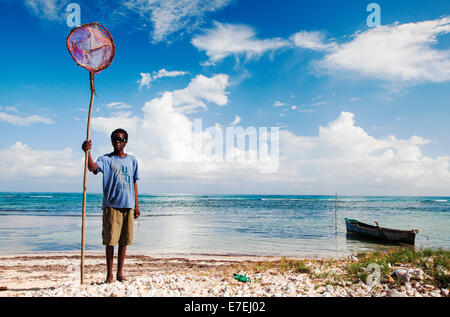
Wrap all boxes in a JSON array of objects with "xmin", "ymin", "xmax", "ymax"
[{"xmin": 0, "ymin": 193, "xmax": 449, "ymax": 256}]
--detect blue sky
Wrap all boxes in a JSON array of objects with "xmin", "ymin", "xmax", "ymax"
[{"xmin": 1, "ymin": 0, "xmax": 450, "ymax": 195}]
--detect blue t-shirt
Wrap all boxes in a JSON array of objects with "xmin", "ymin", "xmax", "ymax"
[{"xmin": 94, "ymin": 153, "xmax": 139, "ymax": 210}]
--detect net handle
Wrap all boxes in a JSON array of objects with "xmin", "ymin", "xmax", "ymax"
[{"xmin": 80, "ymin": 71, "xmax": 95, "ymax": 285}]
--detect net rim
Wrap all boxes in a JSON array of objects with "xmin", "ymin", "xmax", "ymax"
[{"xmin": 66, "ymin": 22, "xmax": 115, "ymax": 74}]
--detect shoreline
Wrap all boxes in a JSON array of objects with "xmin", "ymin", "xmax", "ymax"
[
  {"xmin": 0, "ymin": 250, "xmax": 343, "ymax": 261},
  {"xmin": 1, "ymin": 250, "xmax": 448, "ymax": 297}
]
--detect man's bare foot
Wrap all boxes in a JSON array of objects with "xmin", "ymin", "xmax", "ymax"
[
  {"xmin": 105, "ymin": 275, "xmax": 114, "ymax": 284},
  {"xmin": 116, "ymin": 274, "xmax": 127, "ymax": 282}
]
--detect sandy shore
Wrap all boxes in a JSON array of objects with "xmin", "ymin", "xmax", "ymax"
[{"xmin": 0, "ymin": 252, "xmax": 448, "ymax": 297}]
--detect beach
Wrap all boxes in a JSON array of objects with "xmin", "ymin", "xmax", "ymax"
[{"xmin": 0, "ymin": 251, "xmax": 448, "ymax": 297}]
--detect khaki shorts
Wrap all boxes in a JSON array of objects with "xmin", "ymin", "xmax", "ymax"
[{"xmin": 102, "ymin": 207, "xmax": 134, "ymax": 246}]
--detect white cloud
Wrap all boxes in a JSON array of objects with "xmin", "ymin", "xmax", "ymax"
[
  {"xmin": 106, "ymin": 102, "xmax": 132, "ymax": 110},
  {"xmin": 291, "ymin": 31, "xmax": 337, "ymax": 51},
  {"xmin": 0, "ymin": 112, "xmax": 53, "ymax": 126},
  {"xmin": 191, "ymin": 22, "xmax": 291, "ymax": 65},
  {"xmin": 137, "ymin": 69, "xmax": 188, "ymax": 89},
  {"xmin": 124, "ymin": 0, "xmax": 231, "ymax": 43},
  {"xmin": 136, "ymin": 73, "xmax": 230, "ymax": 115},
  {"xmin": 276, "ymin": 112, "xmax": 450, "ymax": 194},
  {"xmin": 317, "ymin": 16, "xmax": 450, "ymax": 84},
  {"xmin": 24, "ymin": 0, "xmax": 67, "ymax": 21},
  {"xmin": 0, "ymin": 141, "xmax": 80, "ymax": 179},
  {"xmin": 273, "ymin": 101, "xmax": 286, "ymax": 107},
  {"xmin": 191, "ymin": 16, "xmax": 450, "ymax": 83},
  {"xmin": 155, "ymin": 69, "xmax": 188, "ymax": 80},
  {"xmin": 92, "ymin": 111, "xmax": 141, "ymax": 137},
  {"xmin": 21, "ymin": 0, "xmax": 231, "ymax": 43},
  {"xmin": 2, "ymin": 108, "xmax": 449, "ymax": 194},
  {"xmin": 170, "ymin": 74, "xmax": 229, "ymax": 113},
  {"xmin": 5, "ymin": 106, "xmax": 18, "ymax": 112},
  {"xmin": 137, "ymin": 73, "xmax": 152, "ymax": 90},
  {"xmin": 229, "ymin": 115, "xmax": 241, "ymax": 127}
]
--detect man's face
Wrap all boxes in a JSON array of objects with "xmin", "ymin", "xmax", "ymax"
[{"xmin": 111, "ymin": 132, "xmax": 127, "ymax": 152}]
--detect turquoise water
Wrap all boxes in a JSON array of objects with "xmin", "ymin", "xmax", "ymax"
[{"xmin": 0, "ymin": 193, "xmax": 449, "ymax": 256}]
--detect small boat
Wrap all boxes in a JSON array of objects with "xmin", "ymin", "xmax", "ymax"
[{"xmin": 345, "ymin": 218, "xmax": 418, "ymax": 245}]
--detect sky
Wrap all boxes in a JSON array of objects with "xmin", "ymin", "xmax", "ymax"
[{"xmin": 0, "ymin": 0, "xmax": 450, "ymax": 195}]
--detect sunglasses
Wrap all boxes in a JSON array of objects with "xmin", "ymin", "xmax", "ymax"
[{"xmin": 111, "ymin": 136, "xmax": 127, "ymax": 143}]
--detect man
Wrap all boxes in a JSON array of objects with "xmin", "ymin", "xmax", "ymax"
[{"xmin": 82, "ymin": 128, "xmax": 140, "ymax": 283}]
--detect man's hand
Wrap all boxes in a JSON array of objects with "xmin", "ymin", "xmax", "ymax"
[
  {"xmin": 82, "ymin": 140, "xmax": 92, "ymax": 153},
  {"xmin": 134, "ymin": 206, "xmax": 141, "ymax": 219},
  {"xmin": 82, "ymin": 140, "xmax": 98, "ymax": 172},
  {"xmin": 134, "ymin": 181, "xmax": 140, "ymax": 219}
]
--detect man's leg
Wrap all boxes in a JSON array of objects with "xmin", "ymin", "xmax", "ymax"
[
  {"xmin": 117, "ymin": 245, "xmax": 127, "ymax": 282},
  {"xmin": 116, "ymin": 209, "xmax": 133, "ymax": 282},
  {"xmin": 105, "ymin": 245, "xmax": 114, "ymax": 283},
  {"xmin": 103, "ymin": 207, "xmax": 118, "ymax": 284}
]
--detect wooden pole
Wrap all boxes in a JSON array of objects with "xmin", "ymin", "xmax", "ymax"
[
  {"xmin": 334, "ymin": 192, "xmax": 337, "ymax": 232},
  {"xmin": 335, "ymin": 192, "xmax": 338, "ymax": 256},
  {"xmin": 81, "ymin": 72, "xmax": 95, "ymax": 284}
]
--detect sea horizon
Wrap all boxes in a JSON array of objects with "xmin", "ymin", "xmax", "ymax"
[{"xmin": 2, "ymin": 191, "xmax": 450, "ymax": 197}]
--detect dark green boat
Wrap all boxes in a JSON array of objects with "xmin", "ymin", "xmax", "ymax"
[{"xmin": 345, "ymin": 218, "xmax": 418, "ymax": 245}]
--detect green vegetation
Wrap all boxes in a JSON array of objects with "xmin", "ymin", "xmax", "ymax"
[
  {"xmin": 280, "ymin": 257, "xmax": 311, "ymax": 273},
  {"xmin": 247, "ymin": 257, "xmax": 311, "ymax": 274},
  {"xmin": 225, "ymin": 248, "xmax": 449, "ymax": 291},
  {"xmin": 346, "ymin": 248, "xmax": 449, "ymax": 288}
]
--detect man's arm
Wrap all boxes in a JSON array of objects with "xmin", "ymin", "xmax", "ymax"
[
  {"xmin": 134, "ymin": 181, "xmax": 141, "ymax": 219},
  {"xmin": 82, "ymin": 140, "xmax": 98, "ymax": 172}
]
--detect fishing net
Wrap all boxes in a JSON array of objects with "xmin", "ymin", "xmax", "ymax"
[{"xmin": 66, "ymin": 22, "xmax": 115, "ymax": 74}]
